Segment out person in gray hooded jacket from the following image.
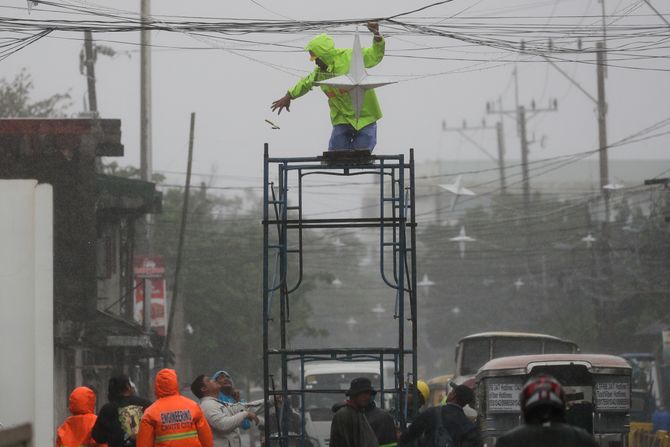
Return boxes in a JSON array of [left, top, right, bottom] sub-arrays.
[[191, 374, 262, 447]]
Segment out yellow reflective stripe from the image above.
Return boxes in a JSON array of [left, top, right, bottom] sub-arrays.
[[380, 443, 397, 447], [155, 430, 198, 442]]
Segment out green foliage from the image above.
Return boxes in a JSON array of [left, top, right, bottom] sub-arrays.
[[150, 185, 322, 386], [0, 69, 71, 117], [419, 190, 669, 371]]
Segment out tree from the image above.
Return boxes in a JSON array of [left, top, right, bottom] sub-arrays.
[[150, 184, 325, 387], [0, 69, 71, 117], [418, 189, 669, 375]]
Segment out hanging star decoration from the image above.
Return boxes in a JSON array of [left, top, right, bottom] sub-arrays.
[[514, 278, 525, 291], [316, 30, 395, 122], [581, 233, 597, 248], [439, 175, 476, 211], [449, 225, 476, 259]]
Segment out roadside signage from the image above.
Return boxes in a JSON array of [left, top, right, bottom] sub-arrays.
[[595, 378, 630, 411], [106, 335, 153, 348], [133, 256, 168, 336], [487, 382, 522, 413]]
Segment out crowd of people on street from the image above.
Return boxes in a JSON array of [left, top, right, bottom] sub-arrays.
[[56, 366, 601, 447]]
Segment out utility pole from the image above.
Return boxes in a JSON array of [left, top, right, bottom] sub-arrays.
[[495, 121, 507, 193], [596, 41, 609, 190], [140, 0, 152, 183], [442, 118, 507, 193], [518, 106, 530, 210], [83, 31, 98, 115], [140, 0, 154, 392], [164, 112, 196, 356], [487, 100, 558, 211]]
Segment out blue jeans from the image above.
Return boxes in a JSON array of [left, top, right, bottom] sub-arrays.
[[328, 122, 377, 151]]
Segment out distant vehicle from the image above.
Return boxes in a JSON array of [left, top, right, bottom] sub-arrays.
[[620, 353, 662, 422], [302, 360, 395, 447], [453, 332, 580, 386], [475, 353, 631, 447], [426, 374, 454, 407]]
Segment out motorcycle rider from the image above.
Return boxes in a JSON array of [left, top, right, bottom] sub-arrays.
[[496, 375, 598, 447]]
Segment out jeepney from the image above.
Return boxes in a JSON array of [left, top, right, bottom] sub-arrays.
[[454, 332, 579, 386], [475, 354, 632, 447]]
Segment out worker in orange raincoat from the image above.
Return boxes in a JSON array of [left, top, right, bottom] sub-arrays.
[[136, 369, 213, 447], [56, 386, 106, 447]]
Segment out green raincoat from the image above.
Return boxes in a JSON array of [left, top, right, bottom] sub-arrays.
[[288, 33, 385, 131]]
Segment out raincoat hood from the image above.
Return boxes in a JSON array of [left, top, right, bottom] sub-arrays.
[[289, 31, 385, 130], [154, 368, 180, 398], [305, 33, 337, 70], [68, 386, 96, 415]]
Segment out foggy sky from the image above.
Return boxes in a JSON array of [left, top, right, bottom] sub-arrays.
[[3, 0, 669, 191]]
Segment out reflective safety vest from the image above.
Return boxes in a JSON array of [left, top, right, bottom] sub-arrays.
[[136, 369, 212, 447]]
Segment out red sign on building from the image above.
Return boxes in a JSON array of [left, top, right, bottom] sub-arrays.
[[134, 256, 167, 336]]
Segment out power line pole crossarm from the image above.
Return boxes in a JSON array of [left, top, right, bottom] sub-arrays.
[[442, 119, 507, 192], [487, 100, 558, 204]]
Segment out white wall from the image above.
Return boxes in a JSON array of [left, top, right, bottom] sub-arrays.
[[0, 180, 53, 446]]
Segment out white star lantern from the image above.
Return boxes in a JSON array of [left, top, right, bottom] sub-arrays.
[[449, 226, 476, 259], [316, 31, 395, 122]]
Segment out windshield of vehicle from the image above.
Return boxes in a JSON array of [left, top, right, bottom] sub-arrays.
[[460, 337, 576, 375], [461, 338, 490, 375], [544, 339, 578, 354], [493, 338, 543, 358]]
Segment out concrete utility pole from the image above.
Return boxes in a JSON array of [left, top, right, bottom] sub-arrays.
[[442, 119, 507, 193], [518, 106, 530, 210], [487, 101, 558, 210], [140, 0, 152, 183], [83, 31, 98, 114], [596, 41, 609, 190], [495, 121, 507, 193], [140, 0, 154, 394]]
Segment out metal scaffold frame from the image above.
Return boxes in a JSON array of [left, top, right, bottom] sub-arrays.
[[262, 144, 418, 447]]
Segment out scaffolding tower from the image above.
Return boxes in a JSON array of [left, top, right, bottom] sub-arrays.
[[262, 144, 418, 447]]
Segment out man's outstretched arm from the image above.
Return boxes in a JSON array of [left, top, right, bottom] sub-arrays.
[[271, 70, 318, 114]]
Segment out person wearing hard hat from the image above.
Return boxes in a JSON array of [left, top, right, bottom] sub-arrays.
[[406, 380, 430, 420], [271, 22, 385, 151], [416, 380, 430, 410]]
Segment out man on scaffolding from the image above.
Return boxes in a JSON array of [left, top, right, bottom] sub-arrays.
[[271, 22, 384, 151]]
